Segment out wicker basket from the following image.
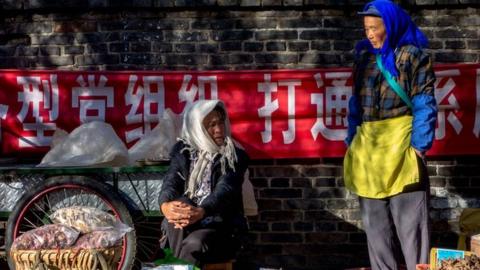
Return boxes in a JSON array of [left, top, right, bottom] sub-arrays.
[[10, 246, 122, 270]]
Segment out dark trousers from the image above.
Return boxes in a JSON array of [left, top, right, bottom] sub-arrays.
[[359, 157, 430, 270], [162, 219, 239, 266]]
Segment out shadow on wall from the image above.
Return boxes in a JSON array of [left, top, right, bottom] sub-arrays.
[[239, 158, 370, 270]]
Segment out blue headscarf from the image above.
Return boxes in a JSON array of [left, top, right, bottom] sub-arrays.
[[355, 0, 429, 77]]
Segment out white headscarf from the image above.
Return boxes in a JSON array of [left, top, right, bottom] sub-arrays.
[[180, 99, 237, 199]]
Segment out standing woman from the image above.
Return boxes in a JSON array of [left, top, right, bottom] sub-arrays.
[[343, 1, 437, 270]]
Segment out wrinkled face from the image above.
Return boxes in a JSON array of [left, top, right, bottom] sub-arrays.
[[203, 110, 226, 146], [364, 16, 387, 49]]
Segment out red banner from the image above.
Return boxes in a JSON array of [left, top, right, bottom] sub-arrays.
[[0, 64, 479, 159]]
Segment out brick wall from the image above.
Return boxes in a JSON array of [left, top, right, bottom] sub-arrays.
[[1, 1, 479, 269]]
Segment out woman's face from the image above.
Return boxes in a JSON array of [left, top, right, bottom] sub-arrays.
[[203, 110, 226, 146], [363, 16, 387, 49]]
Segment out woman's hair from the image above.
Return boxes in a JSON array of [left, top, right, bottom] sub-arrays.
[[212, 105, 226, 122]]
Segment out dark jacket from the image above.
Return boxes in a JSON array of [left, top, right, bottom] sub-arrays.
[[158, 140, 249, 231]]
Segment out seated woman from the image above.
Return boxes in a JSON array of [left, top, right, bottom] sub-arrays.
[[158, 99, 249, 267]]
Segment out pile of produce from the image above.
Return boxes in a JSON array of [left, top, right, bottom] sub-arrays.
[[438, 254, 480, 270]]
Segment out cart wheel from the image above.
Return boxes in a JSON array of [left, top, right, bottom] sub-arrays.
[[5, 175, 136, 270]]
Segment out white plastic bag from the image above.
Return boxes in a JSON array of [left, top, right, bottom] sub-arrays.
[[37, 121, 129, 167], [50, 206, 132, 234], [128, 109, 182, 165]]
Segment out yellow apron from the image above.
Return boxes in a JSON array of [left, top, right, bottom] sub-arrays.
[[343, 115, 419, 199]]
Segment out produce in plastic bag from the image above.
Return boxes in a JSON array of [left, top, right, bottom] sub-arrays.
[[11, 224, 79, 250], [73, 228, 129, 249], [50, 206, 130, 234]]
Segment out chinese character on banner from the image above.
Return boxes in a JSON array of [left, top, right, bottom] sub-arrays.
[[434, 69, 462, 140], [125, 75, 165, 143], [72, 75, 114, 123], [16, 75, 59, 147], [257, 74, 301, 144], [178, 75, 218, 112], [474, 69, 480, 138], [311, 72, 351, 141]]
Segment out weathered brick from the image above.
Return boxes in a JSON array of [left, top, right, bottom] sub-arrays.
[[288, 42, 309, 52], [291, 177, 312, 187], [260, 188, 302, 198], [262, 0, 282, 6], [314, 178, 336, 187], [165, 55, 208, 65], [306, 232, 348, 243], [255, 53, 298, 64], [244, 42, 264, 52], [131, 42, 151, 52], [279, 19, 323, 28], [240, 0, 261, 6], [31, 34, 74, 45], [193, 43, 214, 54], [256, 30, 298, 40], [255, 166, 301, 177], [416, 0, 435, 4], [266, 41, 286, 51], [314, 221, 337, 232], [302, 166, 341, 177], [249, 221, 269, 231], [300, 29, 344, 40], [305, 210, 340, 221], [40, 46, 60, 56], [152, 43, 173, 53], [293, 222, 314, 231], [436, 0, 459, 4], [436, 29, 477, 39], [175, 43, 196, 52], [284, 0, 302, 5], [430, 176, 447, 187], [220, 42, 242, 51], [192, 20, 235, 30], [305, 188, 345, 199], [153, 0, 174, 7], [217, 0, 239, 5], [76, 54, 119, 65], [271, 222, 292, 231], [34, 56, 74, 67], [257, 199, 283, 210], [260, 210, 303, 221], [109, 43, 129, 53], [54, 22, 96, 33], [284, 199, 325, 210], [122, 32, 163, 42], [88, 0, 108, 7], [86, 44, 108, 54], [16, 46, 39, 56], [213, 30, 253, 41], [271, 178, 290, 187], [333, 40, 354, 51], [311, 41, 331, 51], [250, 177, 268, 187], [326, 199, 347, 209], [261, 232, 303, 243], [236, 19, 277, 29]]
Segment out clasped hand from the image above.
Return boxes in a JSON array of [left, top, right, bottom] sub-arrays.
[[161, 201, 205, 229]]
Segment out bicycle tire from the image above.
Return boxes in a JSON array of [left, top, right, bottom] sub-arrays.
[[5, 175, 136, 270]]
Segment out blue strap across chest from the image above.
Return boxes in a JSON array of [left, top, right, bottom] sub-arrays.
[[376, 54, 413, 109]]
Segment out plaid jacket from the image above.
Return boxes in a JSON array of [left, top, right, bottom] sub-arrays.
[[353, 45, 436, 121]]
